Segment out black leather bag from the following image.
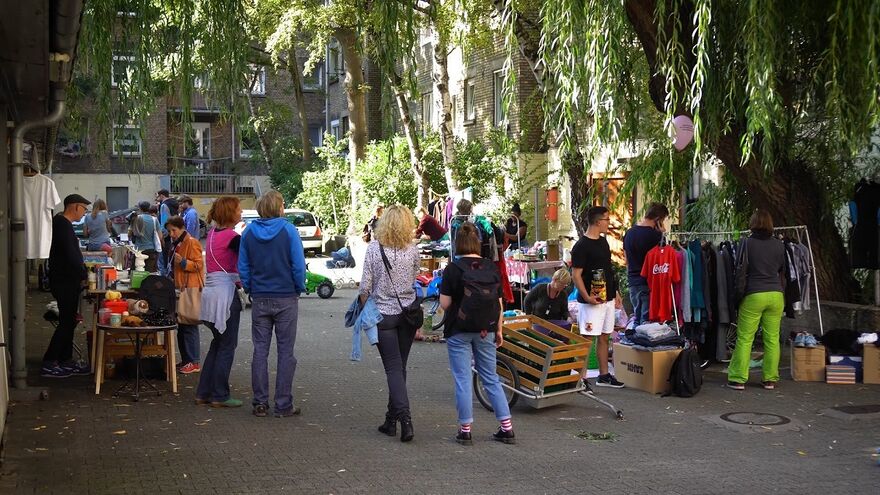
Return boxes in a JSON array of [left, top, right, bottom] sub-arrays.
[[379, 244, 423, 329]]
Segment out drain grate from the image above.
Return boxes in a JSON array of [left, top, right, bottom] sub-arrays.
[[702, 412, 803, 433], [720, 412, 792, 426]]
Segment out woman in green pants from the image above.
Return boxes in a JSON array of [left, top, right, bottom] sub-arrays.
[[728, 210, 786, 391]]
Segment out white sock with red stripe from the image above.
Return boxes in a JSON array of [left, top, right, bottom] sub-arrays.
[[460, 423, 472, 433], [500, 418, 513, 432]]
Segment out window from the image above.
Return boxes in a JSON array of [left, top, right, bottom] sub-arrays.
[[493, 70, 507, 127], [328, 40, 344, 83], [330, 119, 341, 140], [421, 92, 433, 134], [186, 123, 211, 159], [194, 73, 209, 89], [248, 65, 267, 95], [112, 125, 142, 157], [341, 116, 349, 137], [464, 79, 476, 122], [111, 53, 134, 87], [308, 125, 324, 148], [451, 95, 458, 129], [240, 130, 258, 159], [423, 43, 434, 74], [303, 64, 323, 90]]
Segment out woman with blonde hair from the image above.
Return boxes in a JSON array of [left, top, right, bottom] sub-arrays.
[[196, 196, 244, 408], [728, 209, 786, 391], [359, 204, 420, 442], [84, 198, 114, 253], [524, 268, 572, 322]]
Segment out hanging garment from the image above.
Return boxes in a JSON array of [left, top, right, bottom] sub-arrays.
[[688, 240, 705, 312], [715, 245, 731, 324], [701, 243, 716, 324], [794, 243, 812, 310], [640, 245, 681, 322], [672, 248, 685, 326], [23, 173, 62, 259], [496, 255, 514, 304], [680, 247, 692, 323], [848, 179, 880, 269]]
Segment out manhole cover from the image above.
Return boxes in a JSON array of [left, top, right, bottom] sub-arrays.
[[702, 412, 803, 433], [831, 405, 880, 415], [720, 412, 792, 426], [819, 404, 880, 421]]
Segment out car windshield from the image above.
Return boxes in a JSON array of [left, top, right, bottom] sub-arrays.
[[285, 212, 316, 227]]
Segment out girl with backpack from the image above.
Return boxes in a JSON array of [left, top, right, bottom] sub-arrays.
[[440, 222, 516, 446]]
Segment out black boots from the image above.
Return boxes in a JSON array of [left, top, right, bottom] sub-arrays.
[[378, 415, 397, 436], [399, 415, 414, 442]]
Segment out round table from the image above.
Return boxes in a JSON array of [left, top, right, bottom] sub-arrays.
[[95, 323, 177, 401]]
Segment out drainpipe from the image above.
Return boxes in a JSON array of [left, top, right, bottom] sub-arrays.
[[10, 94, 67, 389]]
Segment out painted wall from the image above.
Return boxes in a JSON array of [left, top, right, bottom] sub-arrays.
[[51, 173, 165, 212]]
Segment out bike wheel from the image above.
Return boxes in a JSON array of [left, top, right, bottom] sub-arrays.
[[474, 354, 520, 411], [420, 296, 446, 330]]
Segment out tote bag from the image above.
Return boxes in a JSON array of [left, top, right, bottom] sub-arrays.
[[176, 240, 204, 325]]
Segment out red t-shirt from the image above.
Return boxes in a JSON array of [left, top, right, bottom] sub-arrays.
[[640, 245, 681, 322]]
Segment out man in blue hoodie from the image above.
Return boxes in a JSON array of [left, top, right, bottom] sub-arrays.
[[238, 190, 306, 418]]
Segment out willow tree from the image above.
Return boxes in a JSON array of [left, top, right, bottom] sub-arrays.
[[505, 0, 880, 301]]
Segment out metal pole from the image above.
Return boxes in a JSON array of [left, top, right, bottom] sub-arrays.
[[875, 270, 879, 307], [802, 226, 824, 335], [11, 100, 67, 389]]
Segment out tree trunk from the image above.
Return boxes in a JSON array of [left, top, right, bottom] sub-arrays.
[[246, 68, 273, 169], [624, 0, 859, 300], [287, 48, 313, 162], [336, 28, 367, 234], [388, 70, 429, 209], [432, 32, 457, 192], [563, 146, 589, 236]]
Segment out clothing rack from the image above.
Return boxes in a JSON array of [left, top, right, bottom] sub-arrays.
[[669, 225, 824, 335]]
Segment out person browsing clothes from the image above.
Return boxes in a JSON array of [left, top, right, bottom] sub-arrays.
[[623, 202, 669, 327]]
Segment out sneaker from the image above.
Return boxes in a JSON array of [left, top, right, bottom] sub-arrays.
[[793, 333, 806, 347], [803, 334, 818, 348], [596, 374, 625, 388], [492, 428, 516, 445], [455, 430, 473, 446], [60, 362, 91, 375], [275, 407, 302, 418], [762, 381, 776, 390], [179, 362, 200, 374], [41, 364, 71, 378], [211, 399, 243, 408], [194, 398, 210, 406], [253, 404, 269, 417], [727, 381, 745, 390]]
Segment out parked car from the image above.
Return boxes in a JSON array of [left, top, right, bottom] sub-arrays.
[[235, 208, 324, 256]]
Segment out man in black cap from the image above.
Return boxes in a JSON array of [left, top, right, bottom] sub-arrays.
[[42, 194, 91, 378]]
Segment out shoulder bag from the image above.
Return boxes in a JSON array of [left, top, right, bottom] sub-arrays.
[[208, 229, 248, 308], [378, 244, 423, 329], [177, 239, 204, 325]]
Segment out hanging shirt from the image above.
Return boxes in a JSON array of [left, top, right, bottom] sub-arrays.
[[640, 245, 681, 322], [23, 173, 62, 259]]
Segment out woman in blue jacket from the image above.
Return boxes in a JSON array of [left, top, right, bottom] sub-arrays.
[[238, 190, 306, 418]]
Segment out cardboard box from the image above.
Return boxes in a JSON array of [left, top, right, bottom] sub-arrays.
[[612, 343, 681, 394], [791, 345, 826, 382], [863, 345, 880, 384], [829, 355, 863, 383], [826, 365, 856, 384]]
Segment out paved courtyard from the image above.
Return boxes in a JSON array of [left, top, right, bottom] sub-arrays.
[[1, 289, 878, 494]]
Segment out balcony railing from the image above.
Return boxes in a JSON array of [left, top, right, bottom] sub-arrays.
[[171, 174, 255, 195]]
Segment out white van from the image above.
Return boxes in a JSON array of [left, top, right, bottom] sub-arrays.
[[235, 208, 324, 255]]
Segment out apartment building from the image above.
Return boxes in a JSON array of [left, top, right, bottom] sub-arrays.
[[51, 55, 325, 216]]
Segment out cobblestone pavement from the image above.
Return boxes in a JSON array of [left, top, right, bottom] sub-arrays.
[[2, 289, 879, 494]]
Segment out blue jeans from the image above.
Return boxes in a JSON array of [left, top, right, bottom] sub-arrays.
[[251, 296, 299, 414], [196, 297, 242, 402], [177, 324, 201, 365], [447, 332, 511, 425], [628, 278, 650, 326]]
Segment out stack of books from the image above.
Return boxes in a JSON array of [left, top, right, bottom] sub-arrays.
[[826, 365, 856, 384]]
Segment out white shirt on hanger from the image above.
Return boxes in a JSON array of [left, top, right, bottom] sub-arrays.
[[23, 173, 62, 259]]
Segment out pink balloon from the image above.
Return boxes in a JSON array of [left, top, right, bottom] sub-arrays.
[[672, 115, 694, 151]]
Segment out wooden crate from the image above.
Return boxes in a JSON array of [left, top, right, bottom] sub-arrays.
[[499, 315, 592, 394]]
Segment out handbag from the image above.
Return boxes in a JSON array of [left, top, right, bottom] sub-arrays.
[[208, 229, 248, 308], [176, 240, 204, 325], [378, 244, 423, 329], [733, 238, 749, 308]]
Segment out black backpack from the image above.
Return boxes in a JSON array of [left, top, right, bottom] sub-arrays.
[[138, 275, 177, 316], [453, 258, 501, 333], [163, 198, 180, 217], [665, 347, 703, 397]]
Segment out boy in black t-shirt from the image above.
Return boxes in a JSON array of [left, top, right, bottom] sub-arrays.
[[571, 206, 624, 389], [622, 202, 668, 326]]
